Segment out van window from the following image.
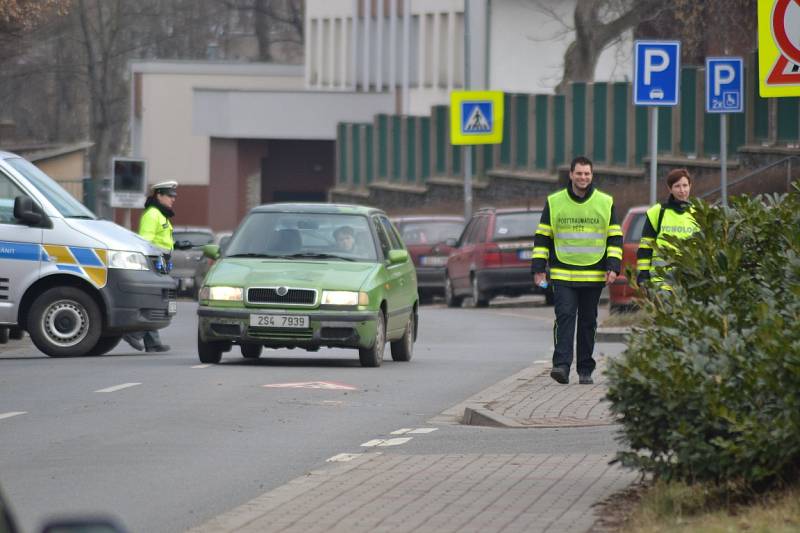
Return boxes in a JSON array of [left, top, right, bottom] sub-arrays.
[[0, 173, 27, 225], [5, 157, 95, 219]]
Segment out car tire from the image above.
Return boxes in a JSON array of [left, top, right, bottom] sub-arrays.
[[0, 327, 8, 344], [444, 276, 463, 308], [241, 343, 262, 359], [359, 310, 385, 367], [86, 335, 122, 356], [471, 275, 489, 308], [544, 286, 555, 306], [8, 327, 24, 340], [197, 330, 225, 364], [28, 286, 103, 357], [390, 311, 415, 362]]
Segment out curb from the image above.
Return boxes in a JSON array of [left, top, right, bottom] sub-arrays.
[[595, 327, 631, 343]]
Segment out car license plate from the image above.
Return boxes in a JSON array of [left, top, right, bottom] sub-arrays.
[[420, 255, 447, 267], [518, 249, 533, 260], [167, 301, 177, 315], [250, 314, 309, 328]]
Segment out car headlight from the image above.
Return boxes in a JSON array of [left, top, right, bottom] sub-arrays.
[[321, 290, 369, 306], [107, 250, 150, 271], [200, 286, 243, 301]]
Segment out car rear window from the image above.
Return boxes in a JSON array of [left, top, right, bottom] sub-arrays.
[[398, 221, 464, 245], [173, 231, 214, 246], [493, 212, 542, 241], [624, 213, 647, 243]]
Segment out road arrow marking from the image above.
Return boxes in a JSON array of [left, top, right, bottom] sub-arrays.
[[0, 412, 26, 420]]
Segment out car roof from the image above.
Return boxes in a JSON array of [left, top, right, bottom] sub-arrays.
[[250, 202, 384, 216], [625, 205, 650, 215], [391, 215, 464, 223], [476, 206, 544, 214]]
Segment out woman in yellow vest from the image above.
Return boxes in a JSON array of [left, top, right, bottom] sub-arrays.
[[123, 181, 180, 352], [636, 168, 698, 287]]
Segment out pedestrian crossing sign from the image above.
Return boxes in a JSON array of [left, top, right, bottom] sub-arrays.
[[450, 90, 504, 145]]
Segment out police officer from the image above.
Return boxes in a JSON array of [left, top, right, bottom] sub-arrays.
[[123, 180, 185, 352], [637, 168, 697, 288], [532, 156, 623, 385]]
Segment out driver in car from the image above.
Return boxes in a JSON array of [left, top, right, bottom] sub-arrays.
[[333, 225, 356, 253]]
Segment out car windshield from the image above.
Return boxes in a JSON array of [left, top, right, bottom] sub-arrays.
[[397, 221, 464, 245], [5, 157, 96, 219], [225, 211, 377, 262], [174, 231, 213, 246], [493, 212, 541, 240], [624, 213, 647, 243]]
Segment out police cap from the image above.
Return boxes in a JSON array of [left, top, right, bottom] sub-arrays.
[[152, 180, 178, 197]]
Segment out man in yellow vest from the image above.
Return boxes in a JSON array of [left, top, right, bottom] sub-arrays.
[[123, 180, 186, 352], [532, 156, 623, 385], [637, 168, 697, 288]]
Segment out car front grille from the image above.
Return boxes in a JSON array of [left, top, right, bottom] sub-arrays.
[[144, 309, 167, 320], [247, 287, 317, 306], [247, 327, 314, 340], [163, 288, 177, 300]]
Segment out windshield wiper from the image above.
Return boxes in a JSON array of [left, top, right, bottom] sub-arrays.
[[227, 253, 291, 259], [66, 215, 95, 219], [286, 252, 356, 262]]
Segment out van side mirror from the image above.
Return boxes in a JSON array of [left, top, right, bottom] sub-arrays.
[[13, 196, 48, 227], [202, 244, 220, 260]]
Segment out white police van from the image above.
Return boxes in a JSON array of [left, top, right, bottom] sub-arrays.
[[0, 151, 177, 357]]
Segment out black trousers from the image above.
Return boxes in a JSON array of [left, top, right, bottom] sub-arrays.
[[552, 283, 603, 375]]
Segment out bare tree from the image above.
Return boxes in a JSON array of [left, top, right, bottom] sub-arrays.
[[218, 0, 303, 62]]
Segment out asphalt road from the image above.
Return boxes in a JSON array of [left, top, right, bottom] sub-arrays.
[[0, 297, 617, 533]]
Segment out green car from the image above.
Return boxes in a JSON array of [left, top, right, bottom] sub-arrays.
[[196, 203, 418, 366]]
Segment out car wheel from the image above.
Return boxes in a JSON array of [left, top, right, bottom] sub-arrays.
[[8, 327, 24, 340], [85, 335, 122, 356], [241, 343, 263, 359], [390, 311, 415, 362], [197, 329, 225, 364], [28, 287, 102, 357], [444, 276, 463, 308], [359, 310, 385, 367], [544, 286, 554, 306], [471, 275, 489, 307]]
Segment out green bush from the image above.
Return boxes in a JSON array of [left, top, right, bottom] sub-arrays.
[[606, 186, 800, 488]]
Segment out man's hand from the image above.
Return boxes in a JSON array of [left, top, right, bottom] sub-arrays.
[[534, 272, 547, 287], [605, 271, 618, 286]]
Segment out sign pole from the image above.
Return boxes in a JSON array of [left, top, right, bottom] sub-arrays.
[[720, 113, 728, 207], [463, 0, 472, 220], [649, 107, 658, 205]]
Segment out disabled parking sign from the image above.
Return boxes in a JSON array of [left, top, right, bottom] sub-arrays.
[[450, 91, 504, 145], [706, 57, 744, 113]]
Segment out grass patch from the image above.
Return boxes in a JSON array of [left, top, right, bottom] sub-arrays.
[[617, 481, 800, 532], [600, 309, 647, 328]]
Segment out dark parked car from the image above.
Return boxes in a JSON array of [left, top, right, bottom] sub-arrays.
[[609, 205, 648, 312], [392, 216, 465, 303], [445, 207, 551, 307], [171, 226, 214, 297]]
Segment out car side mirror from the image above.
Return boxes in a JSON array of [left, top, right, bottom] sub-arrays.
[[444, 238, 458, 247], [13, 196, 48, 227], [202, 244, 220, 260], [387, 249, 409, 264]]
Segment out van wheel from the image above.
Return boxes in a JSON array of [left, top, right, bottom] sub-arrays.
[[471, 275, 489, 307], [0, 327, 8, 344], [86, 336, 122, 356], [390, 311, 415, 362], [197, 329, 224, 364], [241, 343, 262, 359], [28, 287, 102, 357], [359, 311, 385, 367], [444, 276, 463, 308]]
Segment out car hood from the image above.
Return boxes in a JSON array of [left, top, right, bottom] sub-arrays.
[[206, 258, 382, 291], [63, 218, 162, 255]]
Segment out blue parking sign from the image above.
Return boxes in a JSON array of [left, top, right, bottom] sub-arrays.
[[706, 57, 743, 113], [634, 40, 681, 106]]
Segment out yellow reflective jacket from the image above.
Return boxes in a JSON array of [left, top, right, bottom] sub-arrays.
[[139, 206, 173, 252]]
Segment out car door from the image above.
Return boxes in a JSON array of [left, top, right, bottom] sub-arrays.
[[372, 215, 405, 335], [0, 171, 43, 325], [379, 216, 415, 334], [449, 216, 481, 293]]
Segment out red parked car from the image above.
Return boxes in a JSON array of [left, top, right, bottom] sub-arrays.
[[444, 207, 551, 307], [609, 205, 649, 312], [392, 215, 465, 303]]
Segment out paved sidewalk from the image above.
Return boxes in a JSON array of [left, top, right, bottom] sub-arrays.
[[189, 351, 636, 533]]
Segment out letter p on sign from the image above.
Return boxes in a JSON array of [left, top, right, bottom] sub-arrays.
[[644, 49, 670, 85]]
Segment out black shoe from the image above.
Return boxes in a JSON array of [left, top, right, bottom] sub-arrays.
[[579, 374, 594, 385], [145, 344, 170, 353], [550, 367, 569, 384], [123, 334, 144, 351]]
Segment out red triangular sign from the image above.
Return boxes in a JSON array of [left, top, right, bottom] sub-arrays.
[[767, 55, 800, 84]]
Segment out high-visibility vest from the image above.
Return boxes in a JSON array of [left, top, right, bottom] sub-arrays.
[[548, 189, 613, 267], [139, 206, 174, 252], [645, 203, 697, 269]]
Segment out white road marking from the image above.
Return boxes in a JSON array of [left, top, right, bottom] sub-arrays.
[[390, 428, 413, 435], [95, 383, 142, 393], [534, 360, 548, 364], [408, 428, 438, 434], [326, 453, 361, 463], [192, 364, 210, 369], [360, 439, 385, 447], [379, 437, 412, 446], [0, 412, 26, 420]]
